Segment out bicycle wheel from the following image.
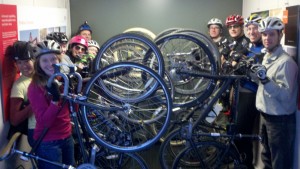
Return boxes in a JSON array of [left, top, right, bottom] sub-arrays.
[[172, 141, 242, 169], [82, 62, 172, 152], [159, 125, 213, 169], [174, 29, 221, 69], [155, 33, 218, 107], [94, 33, 165, 76], [95, 151, 148, 169]]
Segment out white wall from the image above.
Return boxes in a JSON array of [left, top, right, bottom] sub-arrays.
[[0, 1, 70, 168], [243, 1, 300, 169]]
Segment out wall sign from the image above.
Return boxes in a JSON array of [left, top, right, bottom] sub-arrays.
[[0, 4, 19, 122]]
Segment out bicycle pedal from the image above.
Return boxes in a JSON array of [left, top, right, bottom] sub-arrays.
[[20, 155, 29, 161]]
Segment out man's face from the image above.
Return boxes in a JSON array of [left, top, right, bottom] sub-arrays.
[[208, 25, 221, 38], [80, 30, 92, 40], [246, 24, 261, 43], [228, 24, 243, 39], [261, 30, 281, 52]]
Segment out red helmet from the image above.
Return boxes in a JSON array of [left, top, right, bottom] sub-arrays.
[[69, 35, 88, 49], [225, 14, 244, 26]]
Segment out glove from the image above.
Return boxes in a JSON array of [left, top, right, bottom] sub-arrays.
[[46, 82, 60, 101], [250, 64, 270, 84], [231, 52, 244, 62], [221, 47, 230, 60]]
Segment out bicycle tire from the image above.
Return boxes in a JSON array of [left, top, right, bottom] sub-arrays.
[[155, 33, 218, 107], [94, 32, 165, 76], [159, 125, 213, 169], [82, 62, 172, 152], [172, 141, 242, 169], [174, 29, 221, 69], [95, 151, 148, 169]]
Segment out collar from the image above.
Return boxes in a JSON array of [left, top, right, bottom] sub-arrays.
[[263, 45, 284, 64]]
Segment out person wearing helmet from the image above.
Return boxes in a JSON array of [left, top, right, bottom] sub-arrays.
[[77, 21, 92, 40], [46, 33, 75, 74], [224, 14, 250, 55], [28, 40, 74, 169], [251, 16, 298, 169], [87, 39, 100, 57], [67, 35, 88, 63], [234, 14, 264, 169], [46, 32, 69, 54], [74, 39, 100, 78], [6, 41, 36, 148], [207, 18, 228, 50]]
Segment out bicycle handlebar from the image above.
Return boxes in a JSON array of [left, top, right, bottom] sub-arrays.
[[47, 64, 83, 96]]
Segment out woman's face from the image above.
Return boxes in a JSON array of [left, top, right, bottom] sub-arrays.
[[16, 59, 34, 77], [60, 43, 68, 54], [39, 53, 59, 76], [71, 44, 86, 59]]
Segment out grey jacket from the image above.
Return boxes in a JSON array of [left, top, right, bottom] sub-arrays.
[[256, 45, 298, 116]]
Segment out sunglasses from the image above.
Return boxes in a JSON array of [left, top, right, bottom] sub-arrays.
[[74, 45, 86, 52], [228, 25, 240, 29]]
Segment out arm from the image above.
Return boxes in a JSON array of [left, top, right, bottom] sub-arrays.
[[28, 84, 61, 128], [9, 98, 32, 126], [264, 60, 298, 101]]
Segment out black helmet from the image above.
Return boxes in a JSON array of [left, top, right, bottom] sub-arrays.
[[78, 21, 92, 34], [12, 41, 34, 61], [46, 32, 68, 44]]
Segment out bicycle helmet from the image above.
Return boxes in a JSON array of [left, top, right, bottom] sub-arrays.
[[258, 17, 284, 33], [69, 35, 88, 49], [207, 18, 223, 28], [12, 41, 34, 60], [88, 40, 100, 50], [46, 32, 68, 44], [32, 40, 61, 58], [225, 14, 244, 26], [245, 14, 262, 27], [78, 21, 92, 34]]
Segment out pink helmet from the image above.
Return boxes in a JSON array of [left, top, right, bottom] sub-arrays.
[[225, 14, 244, 26], [69, 35, 88, 49]]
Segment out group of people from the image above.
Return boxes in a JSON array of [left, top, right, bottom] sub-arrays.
[[207, 14, 298, 169], [7, 21, 100, 169], [5, 14, 298, 169]]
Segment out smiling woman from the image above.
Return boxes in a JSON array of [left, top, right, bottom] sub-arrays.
[[28, 40, 74, 169]]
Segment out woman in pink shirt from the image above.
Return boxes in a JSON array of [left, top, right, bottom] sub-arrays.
[[27, 40, 74, 169]]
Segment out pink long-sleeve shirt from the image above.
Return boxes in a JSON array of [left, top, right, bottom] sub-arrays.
[[27, 82, 71, 141]]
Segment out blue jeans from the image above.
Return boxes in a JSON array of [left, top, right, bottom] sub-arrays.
[[27, 129, 35, 147], [260, 113, 295, 169], [35, 136, 75, 169]]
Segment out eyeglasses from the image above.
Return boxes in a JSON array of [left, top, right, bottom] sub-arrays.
[[228, 25, 240, 29], [74, 45, 86, 52], [209, 27, 220, 30]]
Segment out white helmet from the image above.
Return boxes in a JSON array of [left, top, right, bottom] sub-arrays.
[[258, 17, 284, 33], [207, 18, 223, 28], [32, 40, 61, 58], [88, 40, 100, 50]]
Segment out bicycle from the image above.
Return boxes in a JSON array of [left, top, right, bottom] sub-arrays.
[[159, 57, 262, 169], [1, 61, 173, 168]]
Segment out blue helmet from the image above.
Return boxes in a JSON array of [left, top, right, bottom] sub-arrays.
[[78, 21, 92, 34]]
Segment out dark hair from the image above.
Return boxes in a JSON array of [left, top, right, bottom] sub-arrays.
[[10, 41, 34, 61]]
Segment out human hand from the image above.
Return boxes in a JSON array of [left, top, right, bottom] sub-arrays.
[[221, 47, 230, 60], [231, 52, 244, 62], [46, 82, 60, 101], [250, 64, 269, 84]]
